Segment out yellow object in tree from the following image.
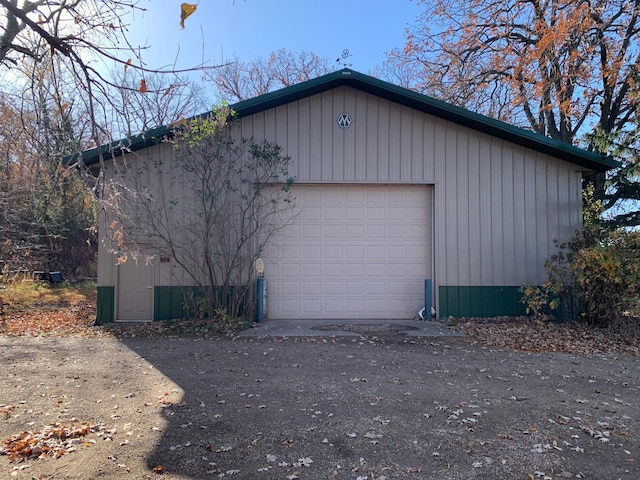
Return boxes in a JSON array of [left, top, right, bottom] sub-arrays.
[[180, 3, 197, 29]]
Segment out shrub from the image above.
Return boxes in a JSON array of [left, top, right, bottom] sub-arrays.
[[571, 231, 640, 329], [521, 230, 640, 333]]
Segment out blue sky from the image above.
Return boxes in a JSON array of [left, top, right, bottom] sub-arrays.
[[127, 0, 423, 74]]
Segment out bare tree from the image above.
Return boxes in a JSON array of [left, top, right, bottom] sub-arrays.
[[211, 49, 333, 102], [102, 107, 296, 320], [0, 70, 96, 277], [1, 0, 216, 146], [0, 1, 216, 278], [106, 69, 211, 138]]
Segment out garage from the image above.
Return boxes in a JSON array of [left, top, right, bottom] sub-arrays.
[[91, 69, 617, 323], [264, 184, 433, 319]]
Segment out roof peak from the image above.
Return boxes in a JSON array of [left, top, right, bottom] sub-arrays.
[[72, 68, 618, 173]]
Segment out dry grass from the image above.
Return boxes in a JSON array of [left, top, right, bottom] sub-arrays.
[[0, 280, 96, 315], [0, 280, 243, 338]]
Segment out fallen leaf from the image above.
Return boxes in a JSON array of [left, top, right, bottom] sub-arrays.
[[180, 3, 197, 29], [1, 422, 102, 462]]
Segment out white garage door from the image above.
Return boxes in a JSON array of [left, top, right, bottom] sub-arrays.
[[264, 184, 432, 319]]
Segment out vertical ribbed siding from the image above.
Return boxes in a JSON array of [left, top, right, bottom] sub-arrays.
[[232, 85, 583, 298], [95, 82, 588, 320]]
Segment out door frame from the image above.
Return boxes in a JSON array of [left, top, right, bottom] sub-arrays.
[[115, 250, 155, 322]]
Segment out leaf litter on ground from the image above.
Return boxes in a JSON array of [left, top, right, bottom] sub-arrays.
[[2, 298, 639, 356], [451, 317, 640, 357], [0, 422, 107, 462]]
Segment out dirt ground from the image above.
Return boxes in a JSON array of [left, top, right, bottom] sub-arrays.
[[1, 327, 639, 480]]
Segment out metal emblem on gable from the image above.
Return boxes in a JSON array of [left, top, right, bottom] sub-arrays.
[[337, 113, 352, 128]]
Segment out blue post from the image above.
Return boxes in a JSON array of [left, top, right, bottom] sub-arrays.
[[256, 277, 265, 323], [424, 278, 433, 321]]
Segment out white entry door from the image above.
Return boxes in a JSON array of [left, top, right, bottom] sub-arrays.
[[264, 184, 433, 319], [116, 256, 154, 321]]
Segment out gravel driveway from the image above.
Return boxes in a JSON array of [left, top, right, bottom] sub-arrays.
[[1, 324, 639, 479]]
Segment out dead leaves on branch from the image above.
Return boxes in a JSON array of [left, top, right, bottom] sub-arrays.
[[452, 318, 640, 356]]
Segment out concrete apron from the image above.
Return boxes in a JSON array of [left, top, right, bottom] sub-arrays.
[[238, 318, 464, 338]]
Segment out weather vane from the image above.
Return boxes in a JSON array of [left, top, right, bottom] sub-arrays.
[[336, 49, 353, 68]]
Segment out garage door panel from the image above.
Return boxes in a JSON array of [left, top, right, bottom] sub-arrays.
[[281, 282, 300, 295], [346, 225, 364, 237], [282, 299, 301, 312], [304, 206, 322, 220], [347, 299, 365, 312], [346, 190, 365, 202], [303, 282, 321, 294], [366, 246, 385, 258], [388, 246, 407, 258], [303, 263, 322, 275], [324, 282, 343, 295], [388, 226, 408, 238], [366, 225, 386, 237], [407, 225, 427, 238], [345, 263, 364, 276], [282, 224, 301, 237], [407, 206, 426, 220], [324, 263, 343, 275], [346, 282, 365, 294], [280, 245, 302, 258], [302, 299, 321, 312], [366, 190, 386, 202], [366, 209, 386, 221], [388, 207, 407, 220], [387, 281, 407, 294], [346, 245, 364, 258], [265, 184, 432, 319], [323, 245, 343, 258], [324, 224, 343, 237], [324, 299, 343, 312], [303, 246, 322, 258], [303, 224, 322, 237], [388, 263, 409, 276], [367, 281, 386, 295], [369, 299, 387, 311], [346, 207, 364, 220], [407, 263, 429, 276], [281, 263, 300, 277], [406, 245, 429, 258], [389, 299, 409, 312]]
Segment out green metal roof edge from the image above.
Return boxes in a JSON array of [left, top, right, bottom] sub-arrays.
[[66, 123, 171, 166], [74, 68, 620, 172]]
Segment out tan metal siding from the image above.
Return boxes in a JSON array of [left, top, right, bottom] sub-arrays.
[[98, 85, 584, 316], [365, 95, 379, 182], [354, 90, 368, 180]]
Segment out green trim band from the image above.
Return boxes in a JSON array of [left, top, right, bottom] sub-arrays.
[[439, 286, 527, 318], [100, 284, 525, 322], [154, 285, 251, 321], [96, 286, 115, 324], [154, 286, 202, 321]]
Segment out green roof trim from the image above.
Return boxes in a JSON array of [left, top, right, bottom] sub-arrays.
[[74, 69, 620, 172]]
